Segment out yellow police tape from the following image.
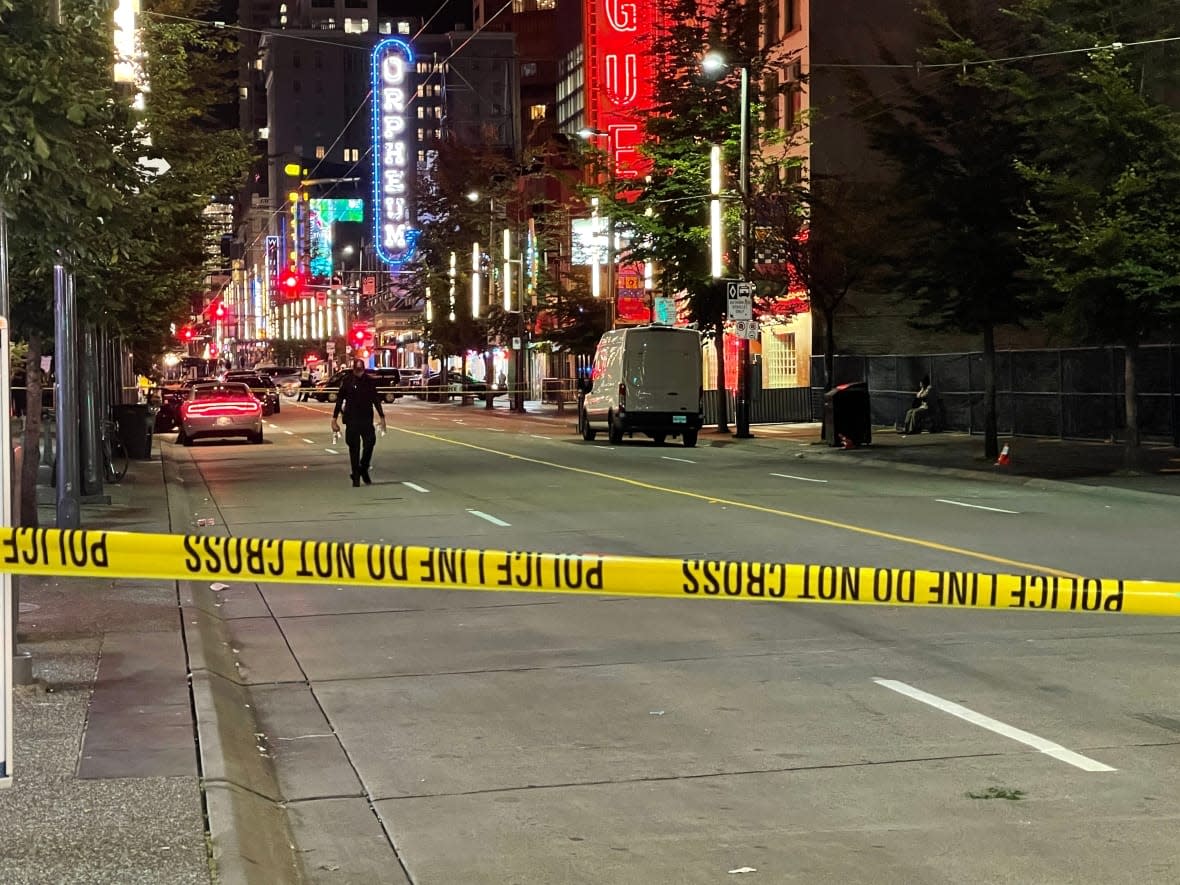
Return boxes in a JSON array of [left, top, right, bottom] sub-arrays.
[[2, 526, 1178, 616]]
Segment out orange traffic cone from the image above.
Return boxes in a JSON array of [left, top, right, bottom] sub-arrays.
[[995, 444, 1011, 467]]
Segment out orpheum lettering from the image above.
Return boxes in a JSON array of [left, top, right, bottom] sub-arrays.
[[371, 37, 418, 267]]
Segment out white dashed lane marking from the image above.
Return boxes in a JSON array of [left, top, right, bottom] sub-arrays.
[[936, 499, 1019, 515], [402, 482, 429, 493], [467, 509, 510, 527], [770, 472, 828, 484]]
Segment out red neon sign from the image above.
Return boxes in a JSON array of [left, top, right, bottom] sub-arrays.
[[584, 0, 659, 190]]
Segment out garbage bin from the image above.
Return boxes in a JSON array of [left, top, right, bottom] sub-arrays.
[[822, 381, 872, 447], [112, 403, 153, 460]]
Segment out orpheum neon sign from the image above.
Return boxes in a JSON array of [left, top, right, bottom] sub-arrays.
[[372, 38, 419, 267], [584, 0, 659, 189]]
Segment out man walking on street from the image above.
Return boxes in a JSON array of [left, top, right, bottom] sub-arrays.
[[330, 359, 387, 486]]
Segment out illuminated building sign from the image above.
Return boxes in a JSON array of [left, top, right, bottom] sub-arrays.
[[308, 198, 364, 279], [371, 38, 418, 267], [265, 236, 280, 299], [584, 0, 660, 189]]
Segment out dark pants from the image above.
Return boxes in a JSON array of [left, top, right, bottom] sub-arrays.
[[345, 423, 377, 477]]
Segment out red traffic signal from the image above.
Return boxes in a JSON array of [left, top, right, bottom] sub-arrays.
[[350, 326, 366, 346], [213, 301, 227, 320], [280, 268, 303, 299], [179, 326, 195, 342]]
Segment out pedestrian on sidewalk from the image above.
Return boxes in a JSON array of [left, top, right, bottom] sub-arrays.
[[902, 375, 934, 435], [330, 359, 387, 486]]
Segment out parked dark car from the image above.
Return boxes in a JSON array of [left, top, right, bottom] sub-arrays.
[[223, 372, 281, 416], [313, 369, 350, 403], [372, 367, 406, 403], [153, 379, 201, 432], [418, 371, 503, 401], [252, 364, 302, 396]]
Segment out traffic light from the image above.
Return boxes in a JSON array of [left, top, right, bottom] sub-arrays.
[[213, 301, 227, 320], [179, 326, 195, 342], [280, 268, 303, 299], [351, 325, 366, 347]]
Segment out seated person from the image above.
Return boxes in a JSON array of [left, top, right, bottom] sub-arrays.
[[902, 376, 936, 434]]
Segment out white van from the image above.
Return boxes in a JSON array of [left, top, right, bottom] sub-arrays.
[[578, 325, 704, 447]]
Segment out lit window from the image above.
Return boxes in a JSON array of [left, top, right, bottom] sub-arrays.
[[239, 86, 248, 100], [522, 62, 537, 77], [398, 21, 410, 34], [380, 21, 391, 34], [530, 104, 546, 120], [258, 127, 269, 139], [254, 59, 263, 71], [315, 146, 326, 159]]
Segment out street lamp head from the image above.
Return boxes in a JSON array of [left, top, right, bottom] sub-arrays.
[[578, 127, 607, 140], [701, 52, 728, 76], [341, 245, 355, 256], [466, 190, 480, 202]]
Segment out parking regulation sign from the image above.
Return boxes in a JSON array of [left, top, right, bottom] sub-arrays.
[[726, 280, 754, 321]]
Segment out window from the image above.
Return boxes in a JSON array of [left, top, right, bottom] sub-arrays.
[[346, 0, 368, 6], [344, 148, 360, 162], [762, 71, 779, 129], [311, 0, 333, 6], [239, 86, 249, 100], [258, 126, 269, 140], [764, 0, 779, 44], [766, 331, 798, 386], [380, 21, 391, 34], [315, 145, 326, 159], [785, 0, 798, 32], [292, 53, 301, 69], [522, 62, 537, 77], [254, 58, 263, 71], [530, 104, 547, 121]]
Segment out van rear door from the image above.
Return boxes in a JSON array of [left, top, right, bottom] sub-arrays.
[[624, 328, 701, 414]]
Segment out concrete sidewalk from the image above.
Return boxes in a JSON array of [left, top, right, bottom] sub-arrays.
[[0, 457, 207, 885]]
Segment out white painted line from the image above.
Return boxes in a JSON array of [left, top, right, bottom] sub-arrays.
[[487, 427, 506, 432], [661, 456, 696, 464], [402, 482, 429, 493], [467, 509, 510, 527], [325, 448, 339, 455], [268, 423, 279, 429], [873, 678, 1115, 772], [936, 498, 1020, 515], [770, 472, 828, 484], [283, 430, 294, 435], [530, 434, 551, 440], [302, 438, 316, 444]]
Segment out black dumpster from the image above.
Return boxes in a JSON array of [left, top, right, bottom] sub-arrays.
[[822, 381, 872, 447], [112, 403, 154, 460]]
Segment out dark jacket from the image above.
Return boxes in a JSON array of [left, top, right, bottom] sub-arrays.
[[333, 372, 386, 426]]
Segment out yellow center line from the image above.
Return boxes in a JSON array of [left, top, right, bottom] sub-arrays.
[[394, 426, 1078, 578]]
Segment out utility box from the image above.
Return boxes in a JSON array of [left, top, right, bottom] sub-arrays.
[[112, 403, 153, 460], [822, 381, 872, 447]]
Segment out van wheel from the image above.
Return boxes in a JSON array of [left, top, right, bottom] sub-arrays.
[[607, 411, 623, 445], [327, 392, 338, 403], [579, 409, 597, 441], [682, 429, 698, 448], [652, 433, 666, 446]]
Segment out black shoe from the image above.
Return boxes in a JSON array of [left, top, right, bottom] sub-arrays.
[[351, 474, 360, 487], [361, 469, 372, 485]]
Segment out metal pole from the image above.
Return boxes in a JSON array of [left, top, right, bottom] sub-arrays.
[[735, 65, 752, 439], [79, 327, 102, 496], [54, 265, 80, 529]]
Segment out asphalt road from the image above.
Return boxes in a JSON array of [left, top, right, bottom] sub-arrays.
[[167, 397, 1180, 884]]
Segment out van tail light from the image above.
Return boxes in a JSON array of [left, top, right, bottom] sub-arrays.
[[618, 382, 626, 410]]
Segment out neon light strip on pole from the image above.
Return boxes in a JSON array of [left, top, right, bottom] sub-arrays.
[[502, 229, 512, 312], [471, 241, 481, 318], [710, 144, 723, 279]]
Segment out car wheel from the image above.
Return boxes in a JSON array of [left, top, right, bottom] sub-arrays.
[[682, 429, 698, 448], [249, 432, 263, 444], [607, 411, 623, 445], [179, 431, 193, 447], [580, 409, 597, 441], [384, 392, 395, 404], [327, 392, 338, 403], [652, 433, 667, 446]]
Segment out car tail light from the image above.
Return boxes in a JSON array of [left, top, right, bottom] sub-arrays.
[[183, 400, 262, 418]]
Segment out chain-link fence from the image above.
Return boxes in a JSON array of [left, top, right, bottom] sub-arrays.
[[811, 345, 1180, 444]]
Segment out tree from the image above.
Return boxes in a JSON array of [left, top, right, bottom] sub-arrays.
[[1006, 2, 1180, 463], [849, 0, 1040, 459], [750, 174, 893, 394]]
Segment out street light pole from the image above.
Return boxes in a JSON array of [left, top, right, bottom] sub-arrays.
[[735, 64, 753, 439]]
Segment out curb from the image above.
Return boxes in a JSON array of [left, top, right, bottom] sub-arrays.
[[166, 447, 306, 885]]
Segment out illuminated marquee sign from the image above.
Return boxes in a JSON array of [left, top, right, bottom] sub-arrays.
[[371, 38, 418, 267], [265, 236, 280, 299], [584, 0, 660, 189]]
